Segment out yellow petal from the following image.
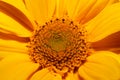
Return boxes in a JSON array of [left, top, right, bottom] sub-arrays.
[[0, 51, 25, 60], [24, 0, 56, 25], [0, 53, 39, 80], [2, 0, 31, 18], [53, 0, 68, 18], [30, 68, 49, 80], [66, 72, 80, 80], [86, 2, 120, 42], [0, 30, 30, 42], [30, 68, 62, 80], [78, 51, 120, 80], [92, 31, 120, 53], [67, 0, 118, 20], [66, 0, 79, 18], [75, 0, 119, 23], [0, 39, 28, 59], [1, 0, 36, 30], [40, 72, 61, 80], [0, 39, 28, 52], [67, 0, 96, 20], [0, 11, 31, 37], [52, 74, 62, 80]]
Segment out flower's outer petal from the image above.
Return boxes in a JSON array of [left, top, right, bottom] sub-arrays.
[[0, 53, 39, 80], [66, 0, 95, 20], [66, 72, 80, 80], [67, 0, 118, 21], [86, 2, 120, 42], [53, 0, 68, 18], [0, 0, 35, 32], [1, 0, 33, 20], [30, 68, 49, 80], [74, 0, 118, 23], [0, 27, 30, 42], [0, 11, 31, 37], [0, 39, 28, 59], [30, 68, 62, 80], [78, 51, 120, 80], [23, 0, 56, 26], [92, 31, 120, 53]]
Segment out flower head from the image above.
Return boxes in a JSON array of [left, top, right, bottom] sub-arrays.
[[0, 0, 120, 80]]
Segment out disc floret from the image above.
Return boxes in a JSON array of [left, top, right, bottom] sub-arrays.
[[29, 18, 90, 73]]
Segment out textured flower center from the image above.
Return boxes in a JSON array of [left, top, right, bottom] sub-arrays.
[[28, 18, 90, 73], [48, 32, 68, 52]]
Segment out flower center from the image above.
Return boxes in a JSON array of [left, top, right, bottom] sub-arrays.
[[28, 18, 90, 73], [48, 32, 68, 52]]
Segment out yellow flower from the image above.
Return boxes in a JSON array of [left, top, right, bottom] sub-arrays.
[[0, 0, 120, 80]]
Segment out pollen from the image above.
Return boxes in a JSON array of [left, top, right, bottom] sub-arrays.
[[28, 18, 90, 73]]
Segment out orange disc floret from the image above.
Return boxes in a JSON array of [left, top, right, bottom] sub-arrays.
[[28, 18, 90, 73]]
